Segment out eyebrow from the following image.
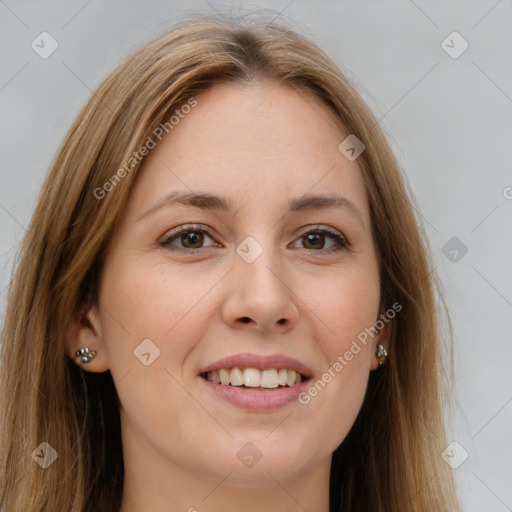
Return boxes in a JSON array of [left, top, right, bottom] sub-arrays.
[[137, 191, 365, 227]]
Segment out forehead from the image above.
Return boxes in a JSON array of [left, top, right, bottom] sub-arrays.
[[128, 81, 370, 224]]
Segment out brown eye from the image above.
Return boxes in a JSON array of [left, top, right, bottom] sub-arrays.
[[160, 225, 217, 252], [292, 226, 349, 253], [302, 232, 325, 250], [179, 231, 204, 249]]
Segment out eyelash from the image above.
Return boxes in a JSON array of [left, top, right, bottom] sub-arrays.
[[159, 223, 350, 254]]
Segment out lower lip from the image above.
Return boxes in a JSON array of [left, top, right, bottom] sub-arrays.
[[199, 376, 311, 410]]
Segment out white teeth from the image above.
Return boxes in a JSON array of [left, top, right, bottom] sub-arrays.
[[261, 369, 279, 388], [204, 367, 306, 387], [230, 367, 243, 386], [219, 368, 230, 385], [243, 368, 261, 387]]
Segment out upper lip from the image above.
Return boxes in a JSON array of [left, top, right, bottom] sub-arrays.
[[198, 353, 313, 378]]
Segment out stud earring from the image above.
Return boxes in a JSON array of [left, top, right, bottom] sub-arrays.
[[377, 344, 388, 366], [74, 347, 97, 364]]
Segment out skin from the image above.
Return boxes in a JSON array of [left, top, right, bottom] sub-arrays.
[[68, 81, 391, 512]]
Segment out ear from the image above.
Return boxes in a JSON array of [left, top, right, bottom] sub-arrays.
[[369, 310, 392, 371], [66, 304, 110, 373]]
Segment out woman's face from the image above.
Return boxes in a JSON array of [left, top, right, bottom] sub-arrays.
[[81, 81, 388, 490]]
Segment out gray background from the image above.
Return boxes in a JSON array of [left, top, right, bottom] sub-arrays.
[[1, 1, 511, 510]]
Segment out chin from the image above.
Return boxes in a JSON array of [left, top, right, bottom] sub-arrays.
[[206, 433, 328, 485]]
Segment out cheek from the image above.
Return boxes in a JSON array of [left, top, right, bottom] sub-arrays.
[[97, 257, 228, 435], [307, 263, 381, 356], [295, 264, 379, 441], [314, 362, 370, 455], [99, 257, 225, 364], [97, 259, 220, 450]]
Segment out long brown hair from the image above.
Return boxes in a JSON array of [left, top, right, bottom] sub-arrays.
[[0, 14, 460, 511]]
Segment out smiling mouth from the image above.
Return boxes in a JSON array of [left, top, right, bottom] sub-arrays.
[[200, 367, 308, 390]]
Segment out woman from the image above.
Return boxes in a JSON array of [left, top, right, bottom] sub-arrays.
[[0, 14, 461, 512]]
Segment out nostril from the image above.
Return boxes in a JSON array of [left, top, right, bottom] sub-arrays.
[[241, 317, 250, 323]]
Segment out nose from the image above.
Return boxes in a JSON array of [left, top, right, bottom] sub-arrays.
[[221, 242, 300, 334]]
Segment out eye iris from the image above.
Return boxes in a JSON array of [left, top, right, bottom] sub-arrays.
[[304, 233, 324, 249], [182, 232, 203, 248]]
